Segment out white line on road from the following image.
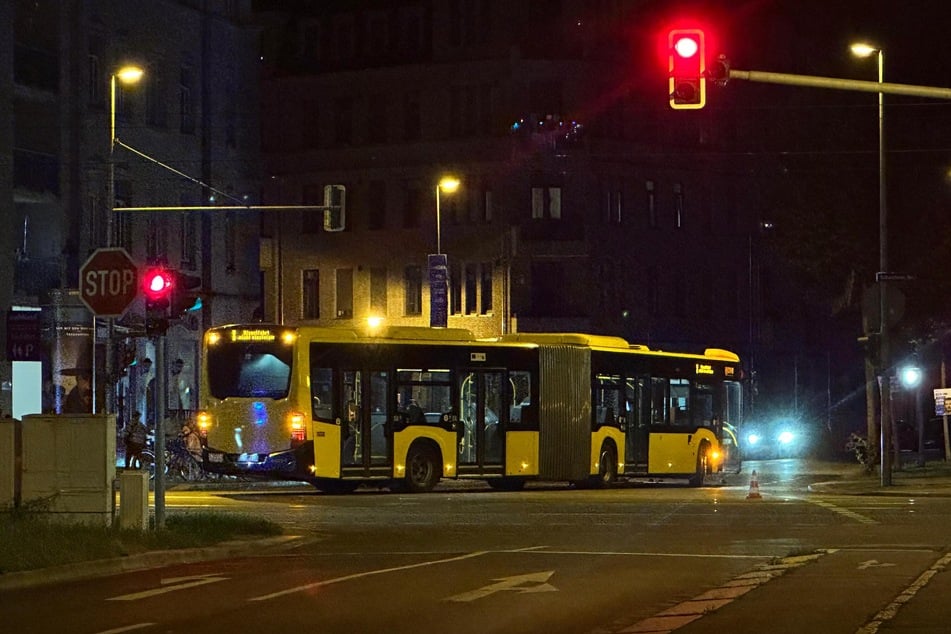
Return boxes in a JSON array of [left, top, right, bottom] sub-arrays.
[[93, 623, 156, 634], [248, 550, 490, 602], [107, 574, 228, 601]]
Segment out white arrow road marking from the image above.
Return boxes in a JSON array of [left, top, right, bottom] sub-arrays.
[[858, 559, 897, 570], [107, 573, 228, 601], [446, 570, 558, 602]]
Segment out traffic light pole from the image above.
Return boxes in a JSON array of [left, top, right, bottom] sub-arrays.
[[723, 68, 951, 100], [718, 67, 951, 486], [153, 335, 167, 529]]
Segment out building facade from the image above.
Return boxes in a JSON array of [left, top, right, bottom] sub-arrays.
[[2, 0, 262, 423], [256, 2, 761, 346]]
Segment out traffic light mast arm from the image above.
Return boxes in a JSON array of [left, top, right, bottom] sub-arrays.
[[724, 67, 951, 100]]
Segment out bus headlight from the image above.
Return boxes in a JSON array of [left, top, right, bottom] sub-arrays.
[[195, 411, 213, 437], [288, 411, 306, 444]]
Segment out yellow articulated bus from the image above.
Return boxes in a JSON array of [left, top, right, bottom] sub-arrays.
[[198, 325, 743, 493]]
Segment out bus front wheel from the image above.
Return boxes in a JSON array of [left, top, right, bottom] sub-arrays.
[[404, 444, 440, 493], [689, 445, 709, 487]]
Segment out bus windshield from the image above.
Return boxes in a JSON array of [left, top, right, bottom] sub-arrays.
[[206, 339, 293, 399]]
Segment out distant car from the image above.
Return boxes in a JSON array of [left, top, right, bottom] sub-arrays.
[[742, 417, 810, 459]]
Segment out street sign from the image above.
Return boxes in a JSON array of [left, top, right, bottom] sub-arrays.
[[6, 309, 42, 361], [79, 247, 139, 317], [428, 254, 448, 328]]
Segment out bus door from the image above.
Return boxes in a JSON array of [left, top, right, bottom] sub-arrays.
[[624, 377, 650, 471], [457, 370, 505, 475], [340, 370, 392, 476]]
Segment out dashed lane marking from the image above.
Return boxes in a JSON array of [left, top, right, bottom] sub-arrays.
[[807, 499, 878, 524]]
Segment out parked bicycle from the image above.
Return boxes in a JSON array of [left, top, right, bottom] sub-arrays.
[[128, 431, 206, 482]]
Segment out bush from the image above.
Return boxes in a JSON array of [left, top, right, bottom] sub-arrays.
[[0, 511, 282, 574], [845, 433, 879, 474]]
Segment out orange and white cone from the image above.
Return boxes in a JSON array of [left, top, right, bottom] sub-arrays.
[[746, 469, 762, 499]]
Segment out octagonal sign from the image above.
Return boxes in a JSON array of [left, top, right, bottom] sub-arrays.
[[79, 248, 139, 317]]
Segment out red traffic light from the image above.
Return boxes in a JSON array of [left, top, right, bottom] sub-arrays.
[[668, 28, 706, 109], [672, 35, 699, 59], [142, 267, 174, 300]]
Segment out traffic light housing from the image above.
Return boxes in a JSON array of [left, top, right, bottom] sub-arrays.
[[668, 29, 706, 109], [323, 184, 346, 232], [142, 266, 174, 336], [170, 271, 202, 318]]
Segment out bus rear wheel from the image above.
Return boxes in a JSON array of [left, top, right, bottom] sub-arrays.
[[404, 444, 440, 493], [589, 444, 618, 488]]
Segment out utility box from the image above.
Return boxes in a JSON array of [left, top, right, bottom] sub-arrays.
[[118, 470, 150, 530], [20, 414, 116, 526]]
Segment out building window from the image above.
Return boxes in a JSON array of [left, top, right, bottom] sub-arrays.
[[179, 66, 195, 134], [403, 92, 421, 141], [302, 99, 320, 148], [336, 268, 353, 318], [302, 183, 323, 234], [334, 97, 353, 145], [607, 187, 622, 224], [367, 94, 387, 144], [303, 269, 320, 319], [469, 184, 492, 223], [531, 186, 562, 219], [674, 183, 684, 228], [403, 184, 422, 228], [480, 263, 493, 314], [145, 71, 166, 128], [450, 262, 462, 314], [674, 268, 687, 316], [370, 267, 387, 315], [647, 266, 659, 316], [465, 264, 477, 314], [368, 180, 386, 230], [180, 212, 197, 268], [646, 180, 657, 228], [225, 211, 236, 273], [146, 218, 158, 262], [404, 265, 422, 315], [334, 16, 355, 61], [87, 52, 102, 105]]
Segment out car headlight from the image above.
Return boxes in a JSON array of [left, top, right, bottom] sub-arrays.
[[747, 433, 761, 445], [777, 430, 795, 444]]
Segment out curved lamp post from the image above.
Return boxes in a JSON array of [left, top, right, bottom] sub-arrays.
[[851, 42, 890, 484], [435, 176, 460, 255], [107, 65, 144, 246]]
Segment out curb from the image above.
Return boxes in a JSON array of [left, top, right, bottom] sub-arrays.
[[0, 535, 306, 591]]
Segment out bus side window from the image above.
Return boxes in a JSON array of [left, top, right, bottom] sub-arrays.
[[311, 366, 334, 422]]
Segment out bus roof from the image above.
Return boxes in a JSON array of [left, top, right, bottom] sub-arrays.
[[209, 324, 739, 362]]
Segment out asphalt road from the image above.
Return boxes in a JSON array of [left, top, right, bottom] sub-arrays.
[[5, 459, 951, 633]]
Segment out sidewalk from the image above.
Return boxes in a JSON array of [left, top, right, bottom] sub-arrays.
[[807, 459, 951, 496]]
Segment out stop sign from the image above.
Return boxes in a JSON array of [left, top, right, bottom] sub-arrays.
[[79, 248, 139, 317]]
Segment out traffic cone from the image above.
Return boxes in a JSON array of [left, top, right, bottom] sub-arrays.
[[746, 469, 762, 499]]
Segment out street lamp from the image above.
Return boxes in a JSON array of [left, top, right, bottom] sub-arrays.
[[851, 42, 890, 484], [435, 176, 460, 255], [107, 65, 144, 247]]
